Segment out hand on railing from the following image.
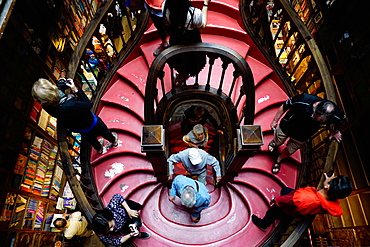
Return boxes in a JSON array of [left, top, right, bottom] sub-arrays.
[[329, 130, 342, 142]]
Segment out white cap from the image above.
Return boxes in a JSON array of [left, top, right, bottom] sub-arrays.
[[188, 148, 202, 165]]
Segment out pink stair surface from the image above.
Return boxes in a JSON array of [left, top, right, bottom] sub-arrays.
[[90, 0, 299, 246]]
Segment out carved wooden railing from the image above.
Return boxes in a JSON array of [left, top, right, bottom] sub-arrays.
[[57, 0, 149, 221], [143, 43, 256, 184], [241, 0, 341, 246]]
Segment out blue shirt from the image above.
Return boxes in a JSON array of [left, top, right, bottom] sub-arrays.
[[167, 148, 221, 177], [170, 175, 210, 213]]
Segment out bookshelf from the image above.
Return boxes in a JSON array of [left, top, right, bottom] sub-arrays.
[[0, 0, 103, 244]]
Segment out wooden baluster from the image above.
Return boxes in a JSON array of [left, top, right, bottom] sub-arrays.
[[158, 70, 166, 101], [217, 58, 231, 95], [206, 55, 217, 91], [194, 73, 199, 89], [227, 70, 240, 103]]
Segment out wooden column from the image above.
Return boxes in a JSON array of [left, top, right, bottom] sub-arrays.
[[219, 125, 263, 185], [141, 125, 168, 183]]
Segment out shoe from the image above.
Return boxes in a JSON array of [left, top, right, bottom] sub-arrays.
[[252, 215, 267, 231], [268, 140, 276, 152], [271, 159, 281, 174], [137, 232, 151, 239], [191, 214, 201, 223], [111, 132, 118, 147], [153, 41, 169, 56], [97, 139, 104, 154]]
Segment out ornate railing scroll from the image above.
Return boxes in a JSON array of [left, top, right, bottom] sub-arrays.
[[241, 0, 341, 246], [57, 0, 149, 222], [145, 43, 255, 126]]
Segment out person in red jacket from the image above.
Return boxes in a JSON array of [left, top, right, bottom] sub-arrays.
[[252, 173, 352, 231]]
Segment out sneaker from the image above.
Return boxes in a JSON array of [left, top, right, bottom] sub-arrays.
[[252, 215, 267, 231], [111, 132, 119, 147], [153, 41, 170, 56], [97, 139, 104, 154], [191, 214, 201, 223], [137, 232, 151, 239]]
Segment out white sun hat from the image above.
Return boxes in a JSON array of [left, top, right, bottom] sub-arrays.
[[188, 148, 202, 165]]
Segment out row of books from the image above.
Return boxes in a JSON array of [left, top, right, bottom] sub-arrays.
[[20, 136, 42, 193], [50, 161, 63, 201], [32, 140, 52, 196], [41, 146, 58, 197], [19, 135, 60, 200]]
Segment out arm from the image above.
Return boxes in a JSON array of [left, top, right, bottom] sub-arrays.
[[169, 176, 180, 198], [183, 135, 200, 148], [328, 107, 345, 142], [98, 233, 132, 246], [66, 79, 92, 105], [167, 153, 183, 179], [270, 104, 286, 129], [203, 110, 221, 133], [122, 200, 139, 219], [200, 0, 211, 30], [207, 154, 221, 182]]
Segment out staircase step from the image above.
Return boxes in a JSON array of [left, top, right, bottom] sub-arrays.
[[255, 78, 288, 114], [116, 56, 149, 95], [241, 153, 299, 188], [98, 105, 144, 137], [255, 105, 283, 132], [138, 186, 250, 246], [99, 172, 158, 205], [101, 78, 144, 120], [92, 155, 153, 196], [90, 132, 143, 164]]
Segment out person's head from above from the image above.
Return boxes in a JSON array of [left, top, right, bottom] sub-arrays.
[[323, 173, 352, 200], [188, 148, 202, 165], [181, 186, 196, 208], [92, 209, 115, 234], [193, 124, 205, 141], [32, 78, 60, 106], [53, 218, 67, 229], [313, 100, 335, 123], [189, 106, 205, 123]]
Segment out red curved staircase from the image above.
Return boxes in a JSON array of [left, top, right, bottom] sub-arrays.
[[90, 0, 300, 246]]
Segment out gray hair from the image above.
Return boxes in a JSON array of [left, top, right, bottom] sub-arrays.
[[32, 78, 60, 106], [193, 124, 204, 134], [181, 187, 196, 208]]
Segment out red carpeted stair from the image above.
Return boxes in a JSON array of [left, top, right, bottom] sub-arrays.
[[90, 0, 300, 246]]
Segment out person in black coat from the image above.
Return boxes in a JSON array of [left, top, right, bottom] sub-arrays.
[[32, 78, 118, 154], [180, 105, 223, 135]]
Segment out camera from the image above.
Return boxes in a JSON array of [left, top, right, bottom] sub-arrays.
[[129, 223, 139, 235], [56, 78, 70, 91]]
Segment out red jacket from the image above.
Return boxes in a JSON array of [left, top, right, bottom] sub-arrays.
[[275, 187, 343, 218], [145, 0, 164, 10]]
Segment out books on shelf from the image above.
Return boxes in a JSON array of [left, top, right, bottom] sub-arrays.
[[42, 146, 58, 197], [50, 160, 63, 201], [14, 154, 28, 175], [46, 116, 57, 138], [30, 101, 42, 122], [38, 109, 50, 130]]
